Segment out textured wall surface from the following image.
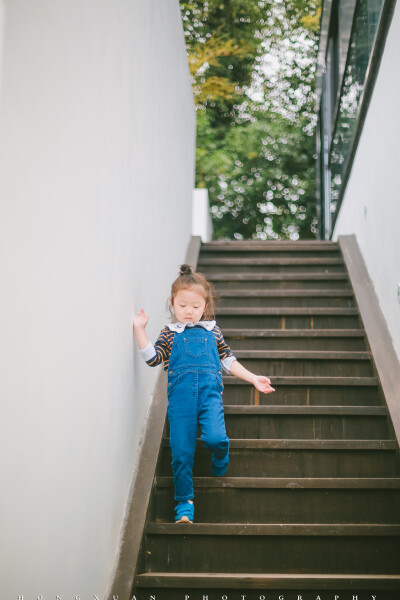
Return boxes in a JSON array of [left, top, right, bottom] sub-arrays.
[[333, 4, 400, 360], [0, 1, 195, 596], [192, 188, 213, 242]]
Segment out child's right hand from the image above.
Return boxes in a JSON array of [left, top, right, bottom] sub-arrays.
[[133, 308, 148, 330], [253, 375, 275, 394]]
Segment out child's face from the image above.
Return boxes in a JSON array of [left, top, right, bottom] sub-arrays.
[[171, 287, 207, 324]]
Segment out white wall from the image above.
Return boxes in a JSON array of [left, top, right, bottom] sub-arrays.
[[192, 188, 213, 242], [333, 3, 400, 359], [0, 0, 4, 98], [0, 1, 195, 597]]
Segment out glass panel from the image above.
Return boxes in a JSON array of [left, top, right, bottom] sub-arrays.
[[328, 1, 340, 121], [321, 71, 333, 238], [338, 0, 358, 78], [329, 0, 384, 214]]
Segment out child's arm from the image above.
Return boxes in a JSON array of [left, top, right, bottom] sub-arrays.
[[214, 325, 275, 394], [229, 360, 275, 394], [133, 309, 172, 367], [133, 308, 150, 349]]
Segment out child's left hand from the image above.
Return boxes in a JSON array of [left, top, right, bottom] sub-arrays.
[[253, 375, 275, 394], [133, 308, 148, 330]]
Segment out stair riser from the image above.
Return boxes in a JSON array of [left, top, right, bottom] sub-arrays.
[[145, 535, 400, 574], [224, 415, 387, 440], [219, 297, 355, 308], [164, 415, 389, 440], [234, 358, 373, 377], [200, 264, 347, 275], [154, 487, 400, 524], [201, 250, 342, 259], [225, 336, 367, 350], [216, 315, 361, 328], [133, 587, 400, 599], [222, 385, 380, 406], [211, 279, 351, 290], [159, 449, 398, 477]]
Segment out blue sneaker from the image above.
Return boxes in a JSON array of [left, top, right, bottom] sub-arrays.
[[210, 450, 229, 477], [174, 500, 194, 523]]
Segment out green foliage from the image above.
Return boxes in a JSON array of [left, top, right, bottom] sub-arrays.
[[197, 109, 316, 239], [180, 0, 321, 240], [188, 36, 251, 106], [181, 0, 267, 125]]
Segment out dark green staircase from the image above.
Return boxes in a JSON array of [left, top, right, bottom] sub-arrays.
[[132, 240, 400, 599]]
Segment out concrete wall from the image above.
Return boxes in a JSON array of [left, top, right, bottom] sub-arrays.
[[0, 1, 195, 597], [0, 0, 4, 97], [333, 2, 400, 360], [192, 188, 213, 242]]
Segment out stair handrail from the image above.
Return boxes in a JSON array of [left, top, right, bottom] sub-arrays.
[[339, 234, 400, 448]]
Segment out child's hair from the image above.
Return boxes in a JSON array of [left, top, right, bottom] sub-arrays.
[[170, 264, 216, 320]]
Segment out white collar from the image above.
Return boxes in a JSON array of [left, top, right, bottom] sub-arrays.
[[166, 320, 216, 333]]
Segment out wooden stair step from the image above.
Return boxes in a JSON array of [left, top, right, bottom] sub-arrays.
[[209, 273, 349, 280], [154, 478, 400, 524], [223, 405, 386, 415], [203, 240, 339, 245], [164, 407, 389, 441], [224, 329, 367, 350], [233, 357, 372, 377], [160, 438, 398, 477], [159, 448, 397, 477], [223, 376, 379, 386], [164, 405, 389, 440], [162, 439, 396, 450], [220, 297, 355, 310], [199, 257, 344, 266], [144, 532, 400, 574], [204, 266, 347, 275], [202, 241, 339, 250], [218, 289, 354, 297], [227, 337, 367, 353], [218, 313, 360, 330], [216, 307, 358, 315], [222, 328, 365, 337], [136, 572, 400, 589], [232, 350, 370, 360], [223, 381, 380, 407], [221, 414, 389, 441], [208, 253, 343, 261], [210, 274, 352, 290], [156, 476, 400, 489], [146, 523, 400, 536]]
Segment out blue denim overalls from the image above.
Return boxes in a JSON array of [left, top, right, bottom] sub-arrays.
[[167, 326, 230, 501]]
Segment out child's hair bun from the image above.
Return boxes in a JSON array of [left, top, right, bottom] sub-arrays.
[[179, 264, 193, 277], [171, 263, 216, 320]]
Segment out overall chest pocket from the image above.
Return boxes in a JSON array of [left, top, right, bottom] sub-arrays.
[[184, 336, 207, 358]]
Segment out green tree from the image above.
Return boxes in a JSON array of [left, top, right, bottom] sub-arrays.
[[180, 0, 321, 240]]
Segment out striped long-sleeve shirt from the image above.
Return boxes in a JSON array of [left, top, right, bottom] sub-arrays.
[[139, 321, 236, 373]]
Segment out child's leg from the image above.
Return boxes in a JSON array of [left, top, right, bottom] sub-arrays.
[[198, 374, 230, 473], [167, 372, 198, 502]]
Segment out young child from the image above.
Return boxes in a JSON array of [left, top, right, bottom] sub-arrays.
[[133, 264, 275, 524]]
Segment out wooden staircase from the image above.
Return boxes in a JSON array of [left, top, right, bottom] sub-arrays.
[[130, 240, 400, 599]]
